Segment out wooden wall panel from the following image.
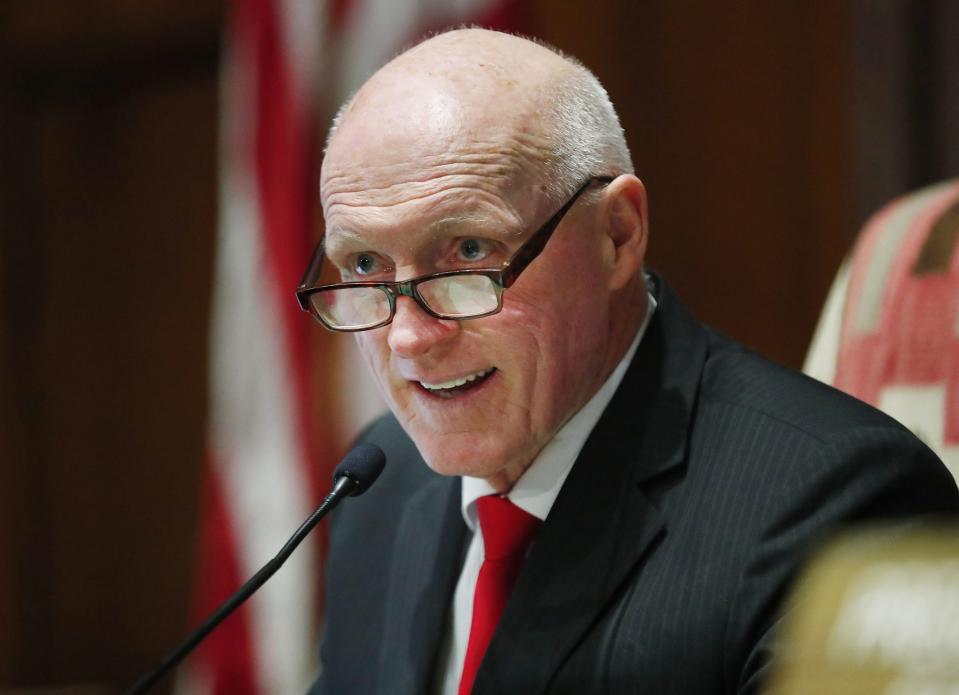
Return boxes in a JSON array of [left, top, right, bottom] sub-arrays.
[[1, 1, 222, 688], [536, 2, 853, 368]]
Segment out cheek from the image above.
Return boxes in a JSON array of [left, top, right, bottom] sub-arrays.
[[508, 252, 611, 361], [353, 332, 395, 396], [494, 286, 608, 410], [353, 332, 381, 368]]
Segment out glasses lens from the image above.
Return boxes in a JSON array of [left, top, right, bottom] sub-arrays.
[[309, 286, 390, 329], [417, 274, 501, 318]]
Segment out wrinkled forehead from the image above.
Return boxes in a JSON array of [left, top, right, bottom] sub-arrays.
[[322, 133, 548, 215], [320, 143, 546, 265], [320, 102, 553, 256]]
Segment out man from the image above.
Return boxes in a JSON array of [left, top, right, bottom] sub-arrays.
[[301, 29, 959, 694]]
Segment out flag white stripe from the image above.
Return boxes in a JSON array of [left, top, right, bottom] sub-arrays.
[[211, 174, 317, 694], [279, 0, 323, 103]]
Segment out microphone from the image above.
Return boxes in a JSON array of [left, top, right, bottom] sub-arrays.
[[125, 443, 386, 695], [333, 442, 386, 496]]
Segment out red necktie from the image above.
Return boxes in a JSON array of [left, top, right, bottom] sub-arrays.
[[458, 494, 540, 695]]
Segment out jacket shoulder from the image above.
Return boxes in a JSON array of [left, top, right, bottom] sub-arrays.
[[699, 329, 918, 443]]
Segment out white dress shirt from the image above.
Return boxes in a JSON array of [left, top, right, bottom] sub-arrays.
[[434, 293, 657, 694]]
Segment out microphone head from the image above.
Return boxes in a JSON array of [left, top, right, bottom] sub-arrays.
[[333, 443, 386, 496]]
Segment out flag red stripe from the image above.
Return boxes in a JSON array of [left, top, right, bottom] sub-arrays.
[[190, 462, 259, 695], [473, 0, 535, 33], [183, 0, 322, 691], [328, 0, 358, 31], [410, 0, 535, 45], [242, 0, 324, 501]]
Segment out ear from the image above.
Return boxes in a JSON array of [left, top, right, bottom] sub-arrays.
[[600, 175, 648, 291]]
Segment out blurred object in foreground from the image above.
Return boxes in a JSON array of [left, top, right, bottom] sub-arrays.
[[766, 523, 959, 695], [804, 179, 959, 481]]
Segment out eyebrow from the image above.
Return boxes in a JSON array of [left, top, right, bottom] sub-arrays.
[[321, 227, 363, 252], [324, 213, 521, 255], [425, 213, 518, 239]]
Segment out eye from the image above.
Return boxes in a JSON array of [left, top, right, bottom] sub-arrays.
[[342, 251, 390, 279], [354, 253, 376, 274], [456, 238, 492, 263]]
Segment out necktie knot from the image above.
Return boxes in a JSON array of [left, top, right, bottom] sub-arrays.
[[476, 494, 540, 563]]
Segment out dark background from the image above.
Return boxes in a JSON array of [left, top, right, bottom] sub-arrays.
[[2, 0, 957, 690]]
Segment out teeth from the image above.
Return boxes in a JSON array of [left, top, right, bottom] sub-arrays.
[[420, 368, 494, 391]]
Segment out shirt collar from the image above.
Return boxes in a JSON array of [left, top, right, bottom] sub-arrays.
[[461, 291, 657, 531]]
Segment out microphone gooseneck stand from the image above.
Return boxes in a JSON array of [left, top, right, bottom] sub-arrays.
[[124, 443, 386, 695]]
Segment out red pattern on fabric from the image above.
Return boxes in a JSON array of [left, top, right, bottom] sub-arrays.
[[835, 181, 959, 446], [188, 462, 259, 695]]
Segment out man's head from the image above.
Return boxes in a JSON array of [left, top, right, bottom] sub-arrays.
[[319, 29, 650, 491]]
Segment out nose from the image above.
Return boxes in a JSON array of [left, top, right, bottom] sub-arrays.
[[387, 296, 459, 358]]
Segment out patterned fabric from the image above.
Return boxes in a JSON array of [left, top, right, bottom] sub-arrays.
[[805, 179, 959, 482]]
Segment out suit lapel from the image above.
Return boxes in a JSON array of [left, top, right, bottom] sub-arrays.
[[378, 473, 465, 694], [475, 275, 709, 694]]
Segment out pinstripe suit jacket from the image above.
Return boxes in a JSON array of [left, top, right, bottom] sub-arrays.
[[312, 273, 959, 694]]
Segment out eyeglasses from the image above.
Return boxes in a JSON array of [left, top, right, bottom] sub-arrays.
[[296, 175, 614, 332]]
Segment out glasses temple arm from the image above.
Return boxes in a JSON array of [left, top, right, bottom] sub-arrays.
[[299, 243, 326, 290], [500, 176, 614, 288]]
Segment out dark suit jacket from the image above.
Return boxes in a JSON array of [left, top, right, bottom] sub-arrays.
[[312, 274, 959, 694]]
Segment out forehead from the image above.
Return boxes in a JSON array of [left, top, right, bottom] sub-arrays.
[[322, 146, 550, 257], [321, 175, 532, 262], [321, 105, 549, 206], [319, 62, 556, 253]]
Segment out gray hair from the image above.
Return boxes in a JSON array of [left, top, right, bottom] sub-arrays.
[[535, 48, 634, 203]]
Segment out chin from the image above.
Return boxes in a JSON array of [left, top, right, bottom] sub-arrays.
[[424, 458, 492, 479], [414, 433, 503, 477], [413, 430, 534, 484], [421, 450, 500, 479]]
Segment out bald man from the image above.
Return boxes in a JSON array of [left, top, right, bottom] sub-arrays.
[[298, 29, 959, 694]]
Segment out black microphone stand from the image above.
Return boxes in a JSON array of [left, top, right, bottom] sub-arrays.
[[125, 474, 356, 695]]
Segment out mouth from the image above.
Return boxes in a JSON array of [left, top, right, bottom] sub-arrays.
[[417, 367, 496, 399]]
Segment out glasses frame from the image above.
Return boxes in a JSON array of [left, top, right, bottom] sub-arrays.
[[296, 175, 615, 332]]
